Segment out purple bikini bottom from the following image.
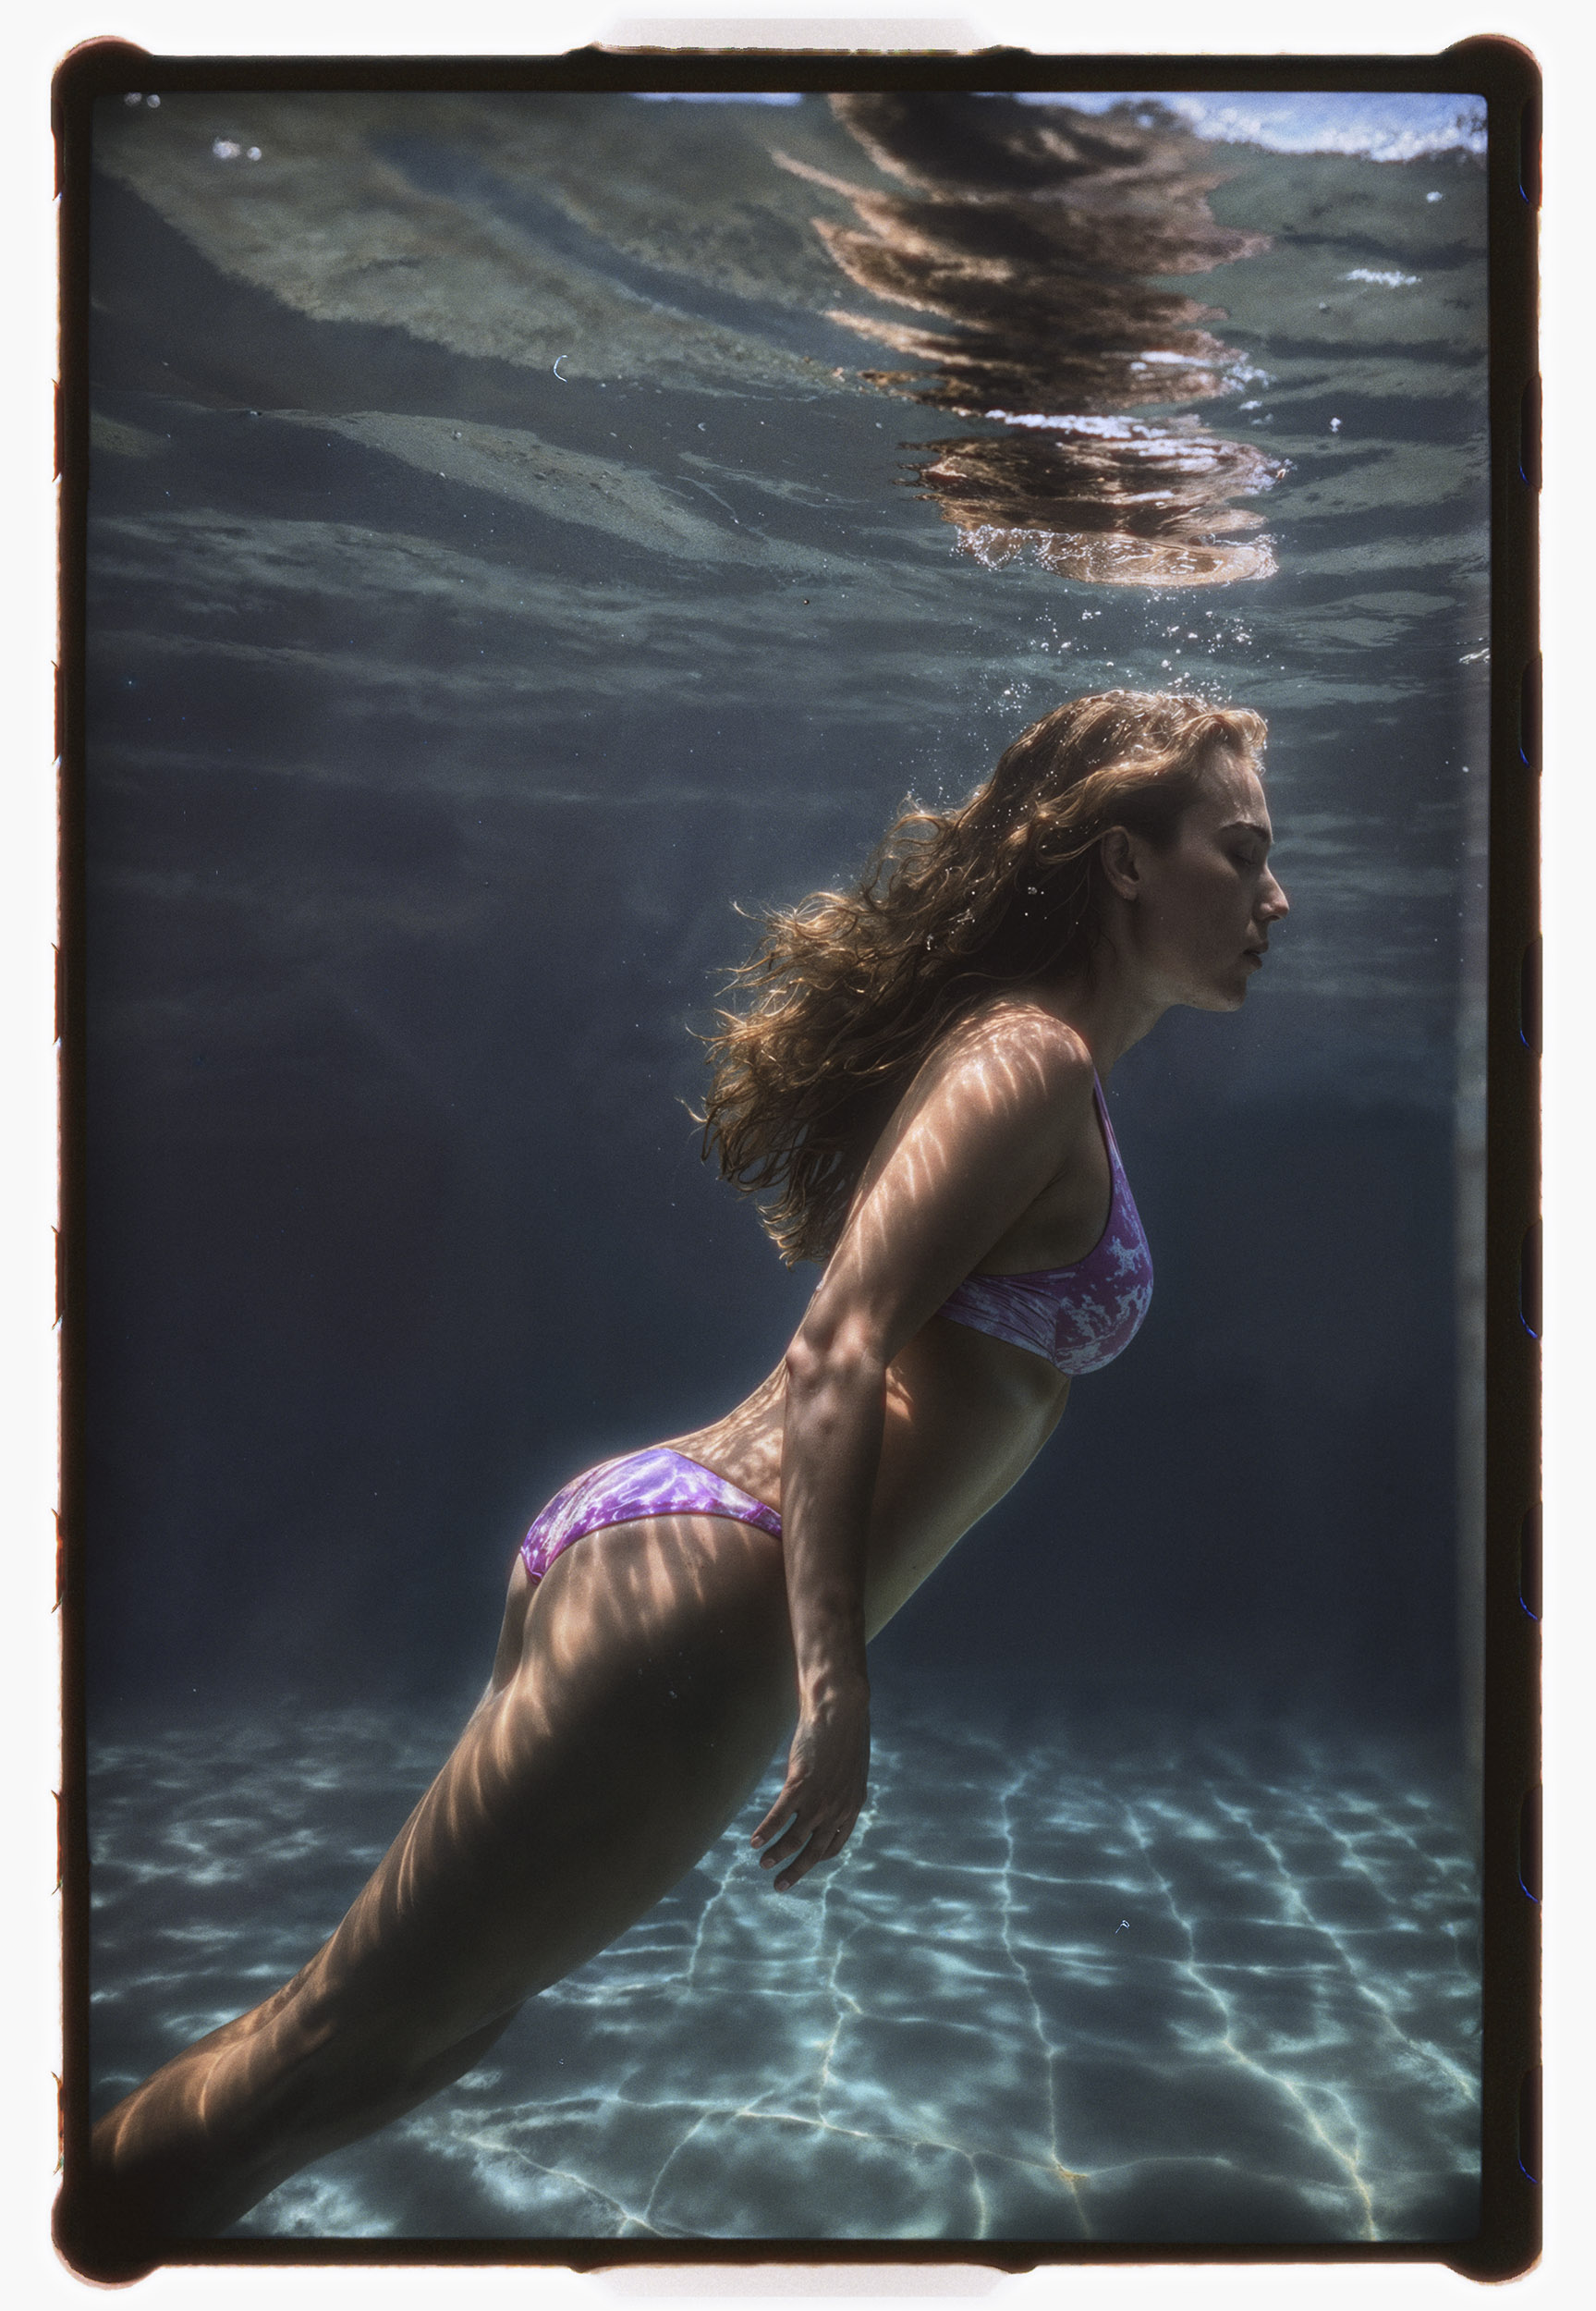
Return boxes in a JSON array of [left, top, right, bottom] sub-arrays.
[[519, 1445, 783, 1583]]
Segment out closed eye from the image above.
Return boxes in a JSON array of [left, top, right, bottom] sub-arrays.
[[1219, 817, 1273, 866]]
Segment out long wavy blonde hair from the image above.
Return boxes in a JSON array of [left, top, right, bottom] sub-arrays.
[[701, 689, 1266, 1263]]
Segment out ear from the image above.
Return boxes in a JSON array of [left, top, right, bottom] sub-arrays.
[[1099, 825, 1141, 903]]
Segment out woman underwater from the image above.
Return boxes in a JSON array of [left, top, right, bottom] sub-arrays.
[[88, 687, 1288, 2239]]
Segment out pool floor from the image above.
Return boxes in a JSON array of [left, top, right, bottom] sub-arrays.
[[88, 1692, 1480, 2244]]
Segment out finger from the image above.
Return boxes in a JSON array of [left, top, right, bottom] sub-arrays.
[[748, 1775, 798, 1849], [758, 1814, 816, 1869], [774, 1833, 830, 1891], [773, 1816, 854, 1890], [750, 1790, 799, 1850]]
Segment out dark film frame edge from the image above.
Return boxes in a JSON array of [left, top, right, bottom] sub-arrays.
[[47, 33, 1541, 2282]]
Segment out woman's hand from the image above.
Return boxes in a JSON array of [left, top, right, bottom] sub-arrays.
[[750, 1683, 871, 1891]]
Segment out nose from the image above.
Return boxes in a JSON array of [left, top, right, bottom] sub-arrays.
[[1261, 866, 1289, 922]]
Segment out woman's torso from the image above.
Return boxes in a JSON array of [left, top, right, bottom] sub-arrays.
[[667, 998, 1147, 1636], [665, 1319, 1072, 1637]]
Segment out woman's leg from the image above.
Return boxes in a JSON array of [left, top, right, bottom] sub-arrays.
[[89, 1510, 798, 2238]]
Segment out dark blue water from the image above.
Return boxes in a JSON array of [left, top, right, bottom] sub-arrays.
[[89, 1689, 1479, 2243], [83, 88, 1490, 2243]]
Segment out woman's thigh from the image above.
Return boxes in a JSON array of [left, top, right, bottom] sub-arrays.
[[311, 1512, 797, 2056]]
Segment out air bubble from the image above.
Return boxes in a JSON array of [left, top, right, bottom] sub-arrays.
[[213, 138, 241, 160]]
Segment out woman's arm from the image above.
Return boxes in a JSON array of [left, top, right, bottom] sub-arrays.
[[750, 1005, 1098, 1889], [749, 1305, 882, 1889]]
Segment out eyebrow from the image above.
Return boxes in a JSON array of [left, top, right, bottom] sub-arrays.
[[1219, 819, 1273, 849]]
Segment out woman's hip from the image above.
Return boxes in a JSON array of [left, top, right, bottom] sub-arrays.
[[519, 1444, 782, 1583]]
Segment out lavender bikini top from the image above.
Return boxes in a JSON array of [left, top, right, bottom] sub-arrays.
[[937, 1076, 1153, 1376]]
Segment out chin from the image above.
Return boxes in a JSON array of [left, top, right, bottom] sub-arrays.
[[1224, 961, 1261, 1009]]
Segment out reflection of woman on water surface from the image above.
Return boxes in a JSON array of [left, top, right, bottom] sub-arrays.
[[91, 689, 1288, 2238]]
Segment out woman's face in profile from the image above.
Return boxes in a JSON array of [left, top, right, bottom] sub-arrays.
[[1130, 749, 1290, 1011]]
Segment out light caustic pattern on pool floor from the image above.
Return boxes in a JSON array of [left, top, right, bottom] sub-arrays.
[[89, 1701, 1480, 2243]]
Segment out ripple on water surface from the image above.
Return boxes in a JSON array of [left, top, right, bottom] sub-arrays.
[[88, 1695, 1480, 2243]]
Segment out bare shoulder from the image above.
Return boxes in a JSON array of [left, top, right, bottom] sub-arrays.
[[833, 993, 1100, 1308], [873, 995, 1096, 1175], [925, 994, 1095, 1107]]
